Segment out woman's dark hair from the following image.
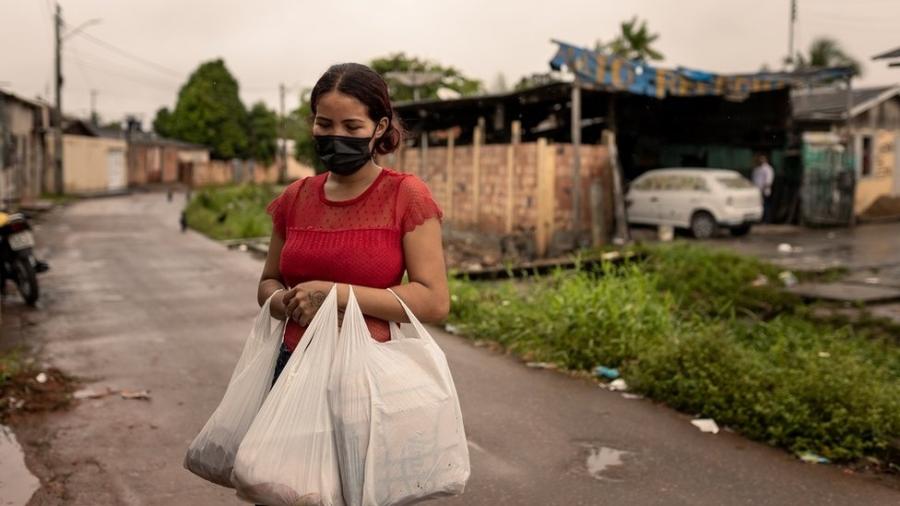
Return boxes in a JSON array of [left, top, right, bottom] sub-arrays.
[[310, 63, 404, 155]]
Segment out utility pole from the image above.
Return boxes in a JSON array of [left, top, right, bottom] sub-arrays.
[[54, 2, 63, 195], [279, 83, 287, 183], [90, 89, 98, 126], [787, 0, 797, 68]]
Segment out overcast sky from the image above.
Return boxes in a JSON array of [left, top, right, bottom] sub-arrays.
[[2, 0, 898, 127]]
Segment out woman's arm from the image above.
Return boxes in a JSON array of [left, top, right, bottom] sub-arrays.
[[258, 228, 290, 320], [284, 217, 450, 326]]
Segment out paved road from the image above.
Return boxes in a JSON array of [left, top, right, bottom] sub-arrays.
[[3, 192, 898, 505]]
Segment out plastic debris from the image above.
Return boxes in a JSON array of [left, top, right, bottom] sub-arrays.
[[608, 379, 628, 391], [691, 418, 720, 434], [777, 243, 794, 253], [864, 277, 881, 285], [657, 225, 674, 242], [35, 372, 48, 384], [751, 274, 769, 287], [621, 393, 643, 400], [72, 387, 114, 400], [778, 271, 798, 287], [120, 389, 151, 401], [798, 452, 830, 464], [818, 351, 831, 358], [593, 366, 620, 379], [238, 244, 249, 252], [526, 362, 557, 370], [444, 324, 460, 335]]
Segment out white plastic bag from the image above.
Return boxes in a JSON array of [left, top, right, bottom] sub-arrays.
[[231, 285, 345, 506], [184, 292, 285, 488], [328, 287, 470, 506]]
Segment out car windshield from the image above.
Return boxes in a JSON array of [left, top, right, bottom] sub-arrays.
[[717, 177, 754, 189]]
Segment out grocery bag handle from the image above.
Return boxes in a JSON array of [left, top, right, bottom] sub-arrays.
[[385, 288, 435, 344]]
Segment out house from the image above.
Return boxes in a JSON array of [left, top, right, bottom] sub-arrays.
[[793, 85, 900, 216], [61, 119, 129, 195], [0, 89, 51, 207], [124, 126, 210, 187]]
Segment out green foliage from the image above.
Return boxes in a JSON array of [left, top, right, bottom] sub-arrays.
[[183, 183, 278, 240], [632, 242, 799, 317], [288, 90, 323, 173], [449, 245, 900, 462], [0, 348, 24, 388], [597, 16, 664, 61], [369, 53, 482, 101], [247, 102, 279, 166], [152, 59, 251, 160], [794, 37, 863, 77]]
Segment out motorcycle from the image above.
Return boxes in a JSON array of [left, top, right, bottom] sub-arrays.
[[0, 211, 49, 306]]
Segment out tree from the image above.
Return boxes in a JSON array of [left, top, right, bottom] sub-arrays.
[[369, 53, 482, 101], [152, 107, 173, 137], [599, 17, 664, 61], [246, 102, 278, 165], [152, 59, 249, 159], [794, 37, 863, 77], [288, 89, 323, 173]]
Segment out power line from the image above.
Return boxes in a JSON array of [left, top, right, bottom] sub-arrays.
[[63, 53, 179, 93], [65, 42, 182, 86], [71, 29, 184, 78]]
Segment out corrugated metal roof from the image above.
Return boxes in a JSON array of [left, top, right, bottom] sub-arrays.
[[548, 40, 854, 100], [791, 85, 900, 121]]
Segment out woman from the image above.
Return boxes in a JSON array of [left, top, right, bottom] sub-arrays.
[[257, 62, 450, 387]]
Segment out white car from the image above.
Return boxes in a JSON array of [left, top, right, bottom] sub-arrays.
[[625, 168, 763, 239]]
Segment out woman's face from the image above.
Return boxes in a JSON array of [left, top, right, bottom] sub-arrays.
[[313, 91, 385, 143]]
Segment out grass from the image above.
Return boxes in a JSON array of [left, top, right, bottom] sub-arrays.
[[183, 183, 279, 240], [448, 242, 900, 462], [0, 348, 25, 388]]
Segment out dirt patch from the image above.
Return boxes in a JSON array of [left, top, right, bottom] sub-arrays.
[[861, 195, 900, 221], [1, 367, 78, 424]]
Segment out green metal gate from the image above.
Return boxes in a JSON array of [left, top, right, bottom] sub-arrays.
[[801, 133, 856, 226]]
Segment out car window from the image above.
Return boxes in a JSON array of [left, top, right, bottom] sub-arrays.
[[690, 176, 709, 191], [717, 176, 754, 189], [631, 176, 657, 191]]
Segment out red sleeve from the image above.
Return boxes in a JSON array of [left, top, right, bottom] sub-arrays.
[[266, 178, 305, 237], [396, 175, 443, 234]]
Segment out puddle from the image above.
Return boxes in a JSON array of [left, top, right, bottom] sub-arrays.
[[581, 444, 630, 481], [0, 424, 41, 505]]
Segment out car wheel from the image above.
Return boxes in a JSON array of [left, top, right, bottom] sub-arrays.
[[690, 211, 717, 239], [730, 224, 752, 236]]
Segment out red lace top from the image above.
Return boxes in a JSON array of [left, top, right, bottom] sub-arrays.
[[266, 168, 443, 352]]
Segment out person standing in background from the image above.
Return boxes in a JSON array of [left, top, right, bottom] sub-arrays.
[[752, 154, 775, 222]]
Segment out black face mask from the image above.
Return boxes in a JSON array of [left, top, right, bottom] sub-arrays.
[[314, 131, 376, 176]]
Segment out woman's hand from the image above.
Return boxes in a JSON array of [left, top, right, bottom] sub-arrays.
[[282, 281, 332, 326]]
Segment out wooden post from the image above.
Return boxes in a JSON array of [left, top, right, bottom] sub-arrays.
[[473, 117, 485, 226], [590, 179, 605, 246], [603, 129, 630, 243], [446, 132, 455, 222], [535, 138, 555, 257], [505, 120, 521, 233], [571, 82, 582, 242]]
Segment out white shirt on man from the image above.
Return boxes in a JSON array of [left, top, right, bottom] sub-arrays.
[[752, 162, 774, 197]]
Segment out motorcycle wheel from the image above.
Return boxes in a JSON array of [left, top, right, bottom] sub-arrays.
[[13, 256, 39, 306]]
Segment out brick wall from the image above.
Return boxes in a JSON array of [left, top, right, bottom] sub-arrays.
[[395, 140, 612, 249]]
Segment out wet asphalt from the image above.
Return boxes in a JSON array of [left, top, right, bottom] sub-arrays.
[[2, 191, 898, 505]]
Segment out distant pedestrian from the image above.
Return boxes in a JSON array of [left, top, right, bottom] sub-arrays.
[[180, 210, 187, 233], [752, 154, 775, 222]]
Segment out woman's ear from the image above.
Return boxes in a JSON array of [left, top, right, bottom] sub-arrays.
[[375, 117, 389, 139]]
